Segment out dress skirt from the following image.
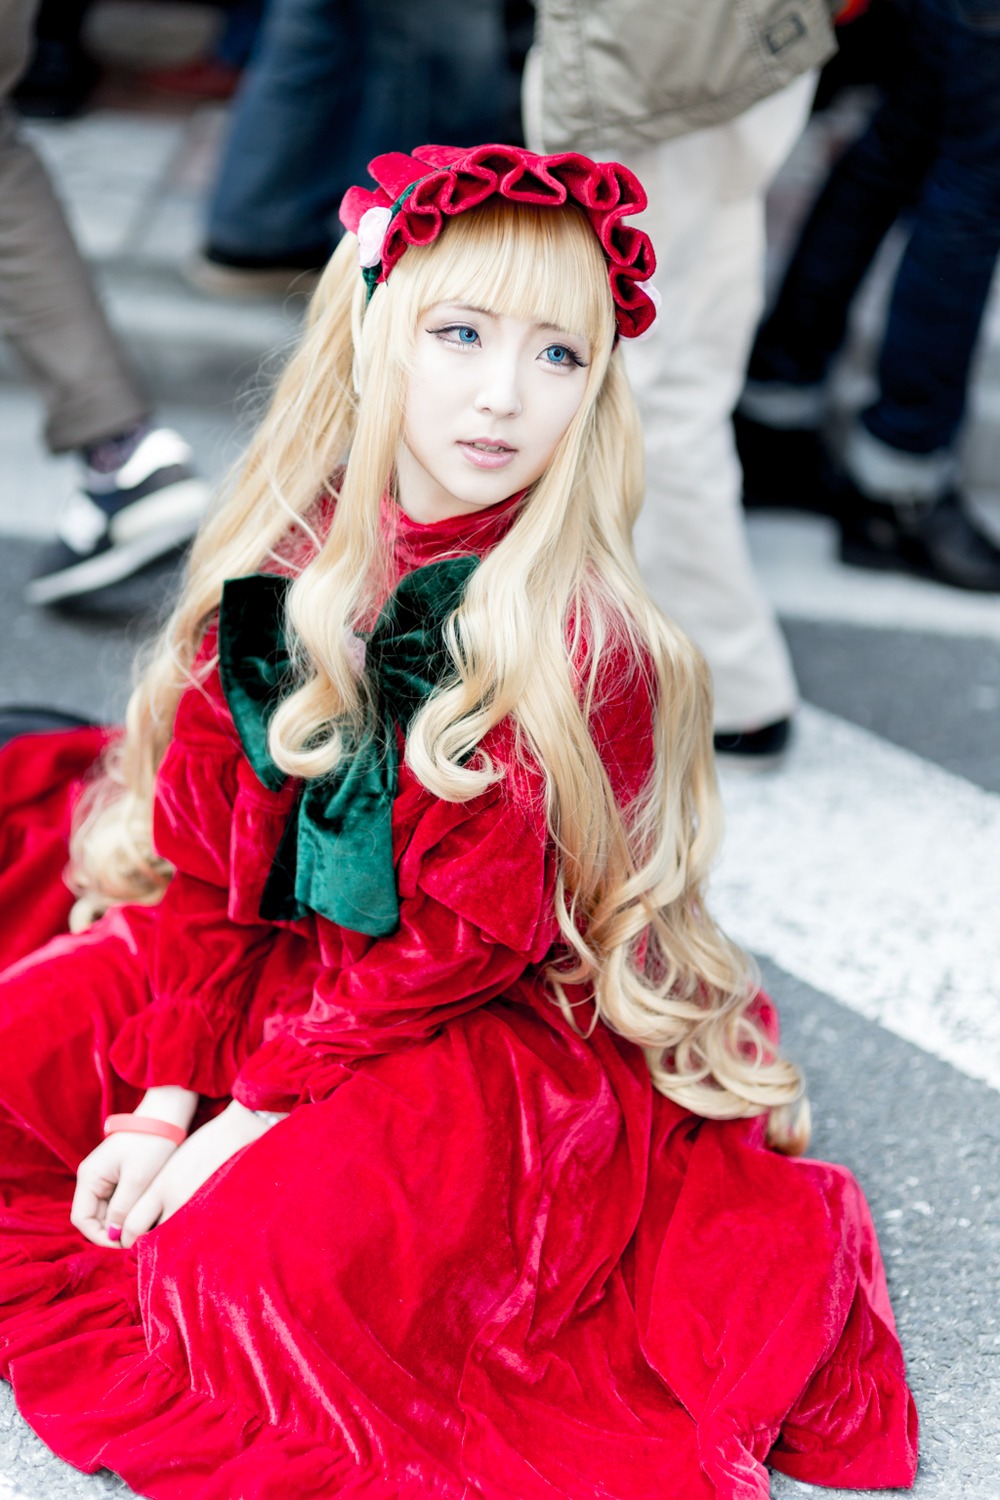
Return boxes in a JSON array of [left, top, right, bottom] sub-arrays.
[[0, 727, 918, 1499]]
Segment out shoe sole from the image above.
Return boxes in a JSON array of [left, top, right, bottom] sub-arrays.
[[107, 477, 210, 545], [26, 517, 199, 605], [742, 488, 834, 516], [714, 748, 788, 774], [840, 534, 1000, 592], [27, 477, 210, 605], [839, 536, 907, 573]]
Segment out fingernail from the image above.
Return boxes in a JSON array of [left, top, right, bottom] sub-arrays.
[[107, 1224, 122, 1243]]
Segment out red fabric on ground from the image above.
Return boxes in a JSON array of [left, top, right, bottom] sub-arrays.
[[0, 498, 917, 1497], [0, 724, 108, 966]]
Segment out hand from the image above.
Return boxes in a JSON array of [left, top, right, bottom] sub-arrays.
[[71, 1086, 199, 1248], [72, 1130, 180, 1248], [118, 1103, 277, 1249]]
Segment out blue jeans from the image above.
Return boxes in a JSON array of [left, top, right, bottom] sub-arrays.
[[207, 0, 521, 262], [213, 0, 267, 70], [748, 0, 1000, 459]]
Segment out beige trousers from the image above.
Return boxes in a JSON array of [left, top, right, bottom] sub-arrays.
[[525, 61, 815, 731], [0, 0, 147, 452]]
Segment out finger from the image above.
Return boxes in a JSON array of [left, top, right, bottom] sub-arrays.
[[70, 1177, 100, 1230], [105, 1173, 150, 1243], [103, 1137, 177, 1240], [70, 1172, 117, 1245], [119, 1188, 164, 1250], [71, 1152, 116, 1220], [70, 1186, 109, 1244], [72, 1142, 127, 1242]]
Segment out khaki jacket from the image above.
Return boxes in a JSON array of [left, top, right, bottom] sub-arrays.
[[531, 0, 838, 154]]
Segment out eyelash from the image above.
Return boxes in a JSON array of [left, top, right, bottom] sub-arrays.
[[429, 324, 587, 368], [543, 344, 586, 368]]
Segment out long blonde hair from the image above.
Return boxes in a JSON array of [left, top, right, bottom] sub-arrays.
[[71, 198, 807, 1138]]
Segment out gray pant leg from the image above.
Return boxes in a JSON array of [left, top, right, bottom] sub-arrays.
[[0, 0, 147, 452]]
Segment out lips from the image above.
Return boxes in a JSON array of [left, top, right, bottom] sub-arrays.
[[457, 439, 517, 470]]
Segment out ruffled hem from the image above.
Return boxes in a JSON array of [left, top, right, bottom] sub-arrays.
[[0, 1229, 918, 1500], [0, 1095, 919, 1500], [0, 1233, 467, 1500]]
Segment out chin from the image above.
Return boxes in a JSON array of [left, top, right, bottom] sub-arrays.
[[446, 476, 521, 510]]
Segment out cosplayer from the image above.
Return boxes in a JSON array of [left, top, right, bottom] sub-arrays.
[[0, 146, 916, 1498]]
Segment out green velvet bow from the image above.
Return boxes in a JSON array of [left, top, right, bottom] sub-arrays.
[[217, 555, 479, 936]]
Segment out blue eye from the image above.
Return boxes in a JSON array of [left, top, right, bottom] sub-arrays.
[[429, 323, 482, 347], [543, 344, 579, 367]]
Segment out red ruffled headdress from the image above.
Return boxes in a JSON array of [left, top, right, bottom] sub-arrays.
[[339, 143, 658, 340]]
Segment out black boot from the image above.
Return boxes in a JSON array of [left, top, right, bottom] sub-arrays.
[[836, 480, 1000, 592], [733, 411, 832, 515], [713, 717, 792, 769]]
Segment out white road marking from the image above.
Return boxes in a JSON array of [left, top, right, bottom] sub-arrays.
[[746, 512, 1000, 640], [712, 704, 1000, 1090]]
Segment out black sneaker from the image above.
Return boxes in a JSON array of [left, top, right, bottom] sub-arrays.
[[26, 429, 211, 607], [713, 717, 792, 770], [837, 481, 1000, 592]]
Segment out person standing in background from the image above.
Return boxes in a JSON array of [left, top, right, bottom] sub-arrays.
[[190, 0, 528, 298], [0, 0, 211, 606], [525, 0, 841, 763], [739, 0, 1000, 593]]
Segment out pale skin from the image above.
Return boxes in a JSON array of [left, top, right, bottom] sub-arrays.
[[72, 1089, 276, 1249], [72, 302, 591, 1250], [396, 302, 591, 524]]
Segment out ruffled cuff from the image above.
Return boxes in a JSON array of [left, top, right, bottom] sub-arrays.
[[232, 1035, 352, 1113], [768, 1288, 919, 1488], [110, 996, 252, 1098]]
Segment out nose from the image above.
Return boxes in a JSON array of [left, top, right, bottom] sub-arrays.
[[474, 348, 522, 418]]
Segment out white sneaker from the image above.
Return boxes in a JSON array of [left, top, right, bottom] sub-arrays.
[[26, 428, 211, 606]]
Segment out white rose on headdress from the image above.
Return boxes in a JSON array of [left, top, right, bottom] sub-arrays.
[[633, 282, 662, 343], [357, 206, 393, 269], [344, 630, 367, 676]]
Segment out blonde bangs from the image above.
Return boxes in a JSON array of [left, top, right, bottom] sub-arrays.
[[374, 198, 617, 367]]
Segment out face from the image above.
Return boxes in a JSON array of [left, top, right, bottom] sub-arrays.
[[396, 302, 592, 524]]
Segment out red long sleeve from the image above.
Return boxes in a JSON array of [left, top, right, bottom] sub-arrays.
[[109, 631, 319, 1097]]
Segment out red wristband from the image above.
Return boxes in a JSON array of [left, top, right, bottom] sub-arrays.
[[103, 1113, 187, 1146]]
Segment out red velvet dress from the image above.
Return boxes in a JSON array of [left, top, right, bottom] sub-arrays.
[[0, 498, 917, 1499]]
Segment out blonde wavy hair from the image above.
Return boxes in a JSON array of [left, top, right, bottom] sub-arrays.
[[70, 198, 808, 1146]]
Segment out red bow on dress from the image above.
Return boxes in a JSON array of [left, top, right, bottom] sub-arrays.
[[339, 143, 658, 340]]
